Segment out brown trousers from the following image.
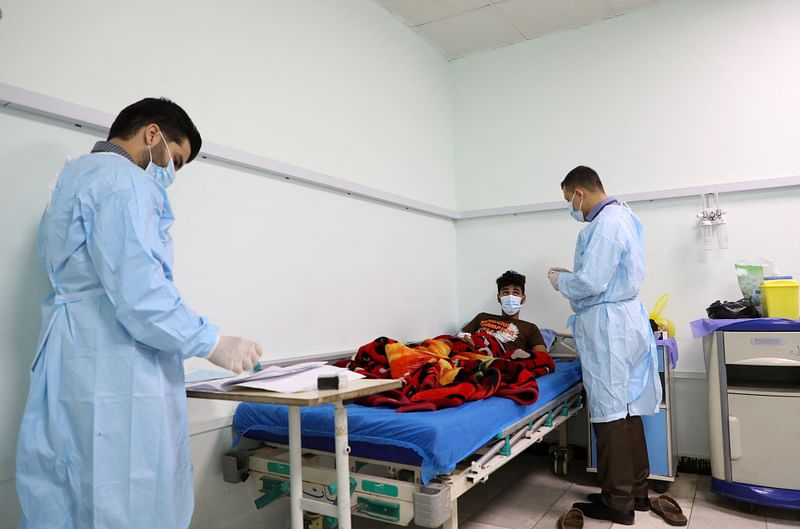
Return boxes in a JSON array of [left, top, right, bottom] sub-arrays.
[[593, 415, 650, 512]]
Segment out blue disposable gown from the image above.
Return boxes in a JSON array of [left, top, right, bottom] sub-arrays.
[[557, 204, 661, 423], [16, 152, 219, 529]]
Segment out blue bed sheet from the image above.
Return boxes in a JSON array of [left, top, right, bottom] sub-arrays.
[[234, 358, 582, 484]]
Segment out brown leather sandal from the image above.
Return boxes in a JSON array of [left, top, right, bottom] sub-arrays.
[[650, 494, 688, 526], [558, 507, 584, 529]]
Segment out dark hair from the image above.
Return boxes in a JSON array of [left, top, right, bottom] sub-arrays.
[[107, 98, 202, 163], [561, 165, 605, 192], [496, 270, 526, 293]]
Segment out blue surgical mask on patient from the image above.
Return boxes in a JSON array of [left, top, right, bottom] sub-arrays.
[[500, 295, 522, 316], [146, 132, 176, 189], [568, 191, 585, 222]]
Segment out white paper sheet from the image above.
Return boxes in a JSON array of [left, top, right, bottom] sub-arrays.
[[234, 365, 364, 393], [185, 361, 327, 392], [184, 367, 235, 383]]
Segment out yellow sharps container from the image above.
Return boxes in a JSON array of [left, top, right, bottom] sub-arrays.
[[760, 276, 800, 319]]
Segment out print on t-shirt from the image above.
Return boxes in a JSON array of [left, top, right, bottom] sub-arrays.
[[462, 312, 545, 354], [478, 319, 519, 345]]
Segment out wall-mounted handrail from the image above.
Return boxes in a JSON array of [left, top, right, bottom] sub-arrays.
[[3, 82, 799, 222]]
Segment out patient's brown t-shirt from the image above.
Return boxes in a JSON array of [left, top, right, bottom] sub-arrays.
[[462, 313, 545, 353]]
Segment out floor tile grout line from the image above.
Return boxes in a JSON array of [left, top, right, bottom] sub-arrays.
[[462, 521, 511, 529], [689, 480, 775, 528], [530, 482, 573, 529], [687, 477, 698, 527], [458, 465, 783, 529]]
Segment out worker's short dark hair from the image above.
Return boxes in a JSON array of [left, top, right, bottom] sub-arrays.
[[496, 270, 526, 293], [561, 165, 605, 193], [108, 98, 202, 163]]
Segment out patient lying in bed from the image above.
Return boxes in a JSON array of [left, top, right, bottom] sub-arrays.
[[459, 270, 548, 358], [334, 271, 555, 412], [335, 333, 554, 412]]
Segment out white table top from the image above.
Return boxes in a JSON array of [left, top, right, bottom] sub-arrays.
[[187, 377, 402, 406]]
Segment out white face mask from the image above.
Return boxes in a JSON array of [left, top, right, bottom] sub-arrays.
[[568, 191, 585, 222], [145, 132, 176, 188], [500, 295, 522, 316]]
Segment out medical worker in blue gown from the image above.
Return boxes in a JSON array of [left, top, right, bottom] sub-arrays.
[[547, 166, 661, 526], [16, 98, 263, 529]]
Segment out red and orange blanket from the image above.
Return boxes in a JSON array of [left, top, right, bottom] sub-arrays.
[[334, 333, 555, 412]]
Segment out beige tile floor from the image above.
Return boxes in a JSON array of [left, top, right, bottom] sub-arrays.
[[351, 453, 800, 529]]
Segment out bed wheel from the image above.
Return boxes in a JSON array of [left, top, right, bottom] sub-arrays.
[[553, 447, 570, 476]]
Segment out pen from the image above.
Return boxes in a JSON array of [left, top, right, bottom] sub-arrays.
[[252, 362, 267, 373]]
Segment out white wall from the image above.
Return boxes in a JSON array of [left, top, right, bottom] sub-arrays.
[[0, 110, 95, 528], [0, 1, 456, 527], [188, 421, 278, 529], [457, 187, 800, 374], [452, 0, 800, 458], [0, 0, 456, 209], [452, 0, 800, 210], [456, 189, 797, 461], [5, 1, 800, 524]]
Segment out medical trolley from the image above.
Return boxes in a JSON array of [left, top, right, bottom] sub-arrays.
[[586, 339, 679, 491]]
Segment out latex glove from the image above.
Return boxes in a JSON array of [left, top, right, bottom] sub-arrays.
[[207, 336, 263, 374], [547, 270, 561, 291], [548, 267, 571, 273]]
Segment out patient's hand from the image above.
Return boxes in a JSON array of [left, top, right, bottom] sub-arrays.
[[457, 332, 475, 347], [510, 348, 531, 359]]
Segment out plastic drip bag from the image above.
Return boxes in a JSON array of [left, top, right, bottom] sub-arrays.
[[735, 259, 776, 314]]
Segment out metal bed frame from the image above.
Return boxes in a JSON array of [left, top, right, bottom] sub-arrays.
[[224, 335, 583, 529]]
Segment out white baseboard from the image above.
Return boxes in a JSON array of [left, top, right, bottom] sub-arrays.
[[673, 371, 707, 380], [189, 414, 235, 436]]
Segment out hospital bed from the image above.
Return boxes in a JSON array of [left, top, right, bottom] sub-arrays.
[[223, 334, 583, 529]]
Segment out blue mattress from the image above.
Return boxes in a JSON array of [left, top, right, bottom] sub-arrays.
[[234, 358, 582, 483]]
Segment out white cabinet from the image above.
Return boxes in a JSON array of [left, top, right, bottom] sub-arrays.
[[706, 330, 800, 509], [727, 391, 800, 490]]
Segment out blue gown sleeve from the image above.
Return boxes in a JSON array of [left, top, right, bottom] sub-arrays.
[[557, 232, 623, 301], [82, 187, 219, 358]]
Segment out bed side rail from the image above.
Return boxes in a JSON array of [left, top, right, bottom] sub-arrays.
[[550, 332, 577, 359]]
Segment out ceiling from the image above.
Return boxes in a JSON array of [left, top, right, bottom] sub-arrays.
[[376, 0, 669, 59]]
